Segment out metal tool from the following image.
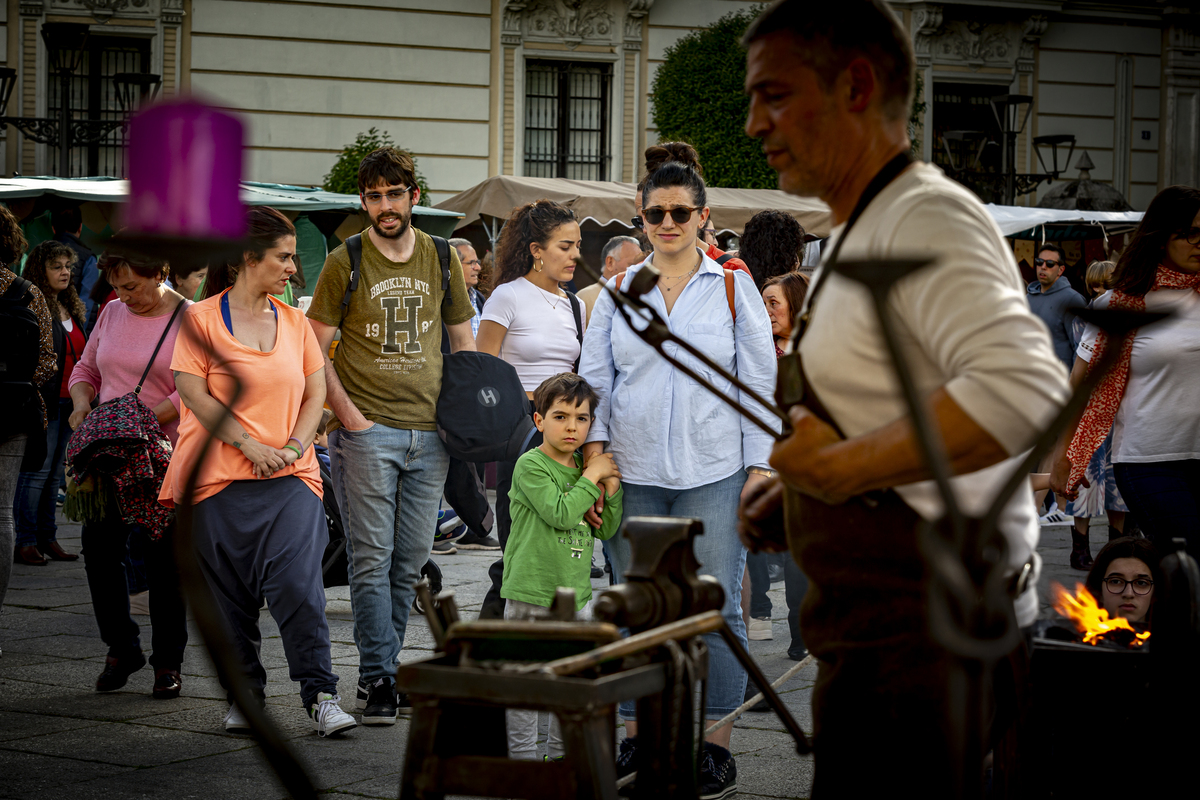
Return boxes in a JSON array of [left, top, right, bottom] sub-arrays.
[[575, 257, 792, 440]]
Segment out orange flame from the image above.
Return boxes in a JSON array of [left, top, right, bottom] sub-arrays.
[[1051, 581, 1151, 647]]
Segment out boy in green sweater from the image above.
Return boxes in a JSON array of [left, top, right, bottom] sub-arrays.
[[502, 372, 623, 760]]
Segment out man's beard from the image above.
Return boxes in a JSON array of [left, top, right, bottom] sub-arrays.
[[372, 210, 411, 239]]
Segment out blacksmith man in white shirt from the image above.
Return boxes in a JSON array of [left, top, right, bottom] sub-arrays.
[[738, 1, 1069, 795]]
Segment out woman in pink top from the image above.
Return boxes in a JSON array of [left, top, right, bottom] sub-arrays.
[[68, 251, 189, 701]]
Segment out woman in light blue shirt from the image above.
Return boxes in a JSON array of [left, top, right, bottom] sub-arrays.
[[579, 155, 778, 786]]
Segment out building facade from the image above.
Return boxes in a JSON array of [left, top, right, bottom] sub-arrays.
[[2, 0, 1196, 210]]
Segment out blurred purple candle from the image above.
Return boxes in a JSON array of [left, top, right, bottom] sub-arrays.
[[124, 97, 246, 240]]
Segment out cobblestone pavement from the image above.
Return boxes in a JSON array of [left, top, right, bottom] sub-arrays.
[[0, 509, 1098, 799]]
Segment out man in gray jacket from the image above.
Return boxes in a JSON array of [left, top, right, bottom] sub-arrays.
[[1027, 243, 1086, 369]]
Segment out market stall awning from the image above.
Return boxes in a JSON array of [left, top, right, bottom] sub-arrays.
[[435, 174, 833, 237], [985, 204, 1143, 238], [0, 176, 463, 221]]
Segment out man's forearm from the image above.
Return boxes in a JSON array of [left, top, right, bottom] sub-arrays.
[[800, 388, 1009, 498]]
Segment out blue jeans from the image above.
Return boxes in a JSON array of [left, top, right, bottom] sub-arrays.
[[605, 470, 748, 719], [14, 397, 73, 548], [1113, 459, 1200, 555], [329, 424, 449, 682]]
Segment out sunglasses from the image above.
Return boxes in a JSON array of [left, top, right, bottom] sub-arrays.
[[1034, 257, 1061, 267], [643, 206, 701, 226]]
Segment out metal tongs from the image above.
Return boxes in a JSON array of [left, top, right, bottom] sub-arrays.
[[574, 257, 793, 440]]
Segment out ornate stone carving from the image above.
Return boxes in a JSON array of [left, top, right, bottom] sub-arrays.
[[162, 0, 184, 26], [911, 3, 944, 67], [938, 21, 1016, 70], [47, 0, 153, 21], [19, 0, 46, 16], [1018, 15, 1049, 73], [624, 0, 654, 43], [524, 0, 613, 45], [502, 0, 527, 47]]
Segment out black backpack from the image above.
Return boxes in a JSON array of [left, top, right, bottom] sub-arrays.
[[0, 276, 44, 441], [436, 351, 536, 462]]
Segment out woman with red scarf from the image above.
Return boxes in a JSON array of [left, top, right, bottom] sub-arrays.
[[1052, 185, 1200, 554]]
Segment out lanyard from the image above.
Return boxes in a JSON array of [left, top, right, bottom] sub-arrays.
[[792, 150, 914, 345]]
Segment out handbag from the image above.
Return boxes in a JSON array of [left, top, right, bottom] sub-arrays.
[[64, 300, 184, 534]]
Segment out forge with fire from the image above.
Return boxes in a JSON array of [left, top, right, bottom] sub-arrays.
[[1049, 581, 1151, 648]]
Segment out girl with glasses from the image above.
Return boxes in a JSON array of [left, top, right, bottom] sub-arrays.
[[1084, 536, 1160, 626], [1052, 186, 1200, 557], [579, 150, 777, 797]]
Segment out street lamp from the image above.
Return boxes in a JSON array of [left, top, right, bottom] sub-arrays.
[[990, 94, 1033, 205], [1033, 134, 1077, 181], [0, 22, 160, 177]]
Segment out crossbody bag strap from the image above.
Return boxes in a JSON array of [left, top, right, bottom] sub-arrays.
[[135, 300, 185, 396], [792, 151, 913, 345], [567, 290, 583, 372]]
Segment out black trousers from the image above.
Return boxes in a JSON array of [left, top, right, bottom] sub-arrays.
[[82, 515, 188, 669], [479, 428, 542, 619]]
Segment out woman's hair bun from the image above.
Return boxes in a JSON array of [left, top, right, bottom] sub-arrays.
[[644, 141, 701, 178]]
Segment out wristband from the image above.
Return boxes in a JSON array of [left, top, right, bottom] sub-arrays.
[[288, 437, 305, 451], [746, 466, 778, 479], [283, 444, 304, 459]]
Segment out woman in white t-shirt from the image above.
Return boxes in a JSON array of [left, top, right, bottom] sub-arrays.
[[1052, 185, 1200, 554], [476, 200, 585, 614]]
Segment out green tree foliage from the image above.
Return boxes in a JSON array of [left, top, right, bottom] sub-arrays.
[[323, 127, 431, 206], [651, 5, 775, 190], [652, 6, 931, 188]]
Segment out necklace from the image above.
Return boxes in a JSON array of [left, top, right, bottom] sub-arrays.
[[657, 251, 702, 293], [536, 283, 564, 310]]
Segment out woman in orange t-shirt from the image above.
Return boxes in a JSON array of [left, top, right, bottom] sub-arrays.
[[162, 207, 356, 738]]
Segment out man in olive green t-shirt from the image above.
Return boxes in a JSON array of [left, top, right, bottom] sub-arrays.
[[307, 148, 476, 726]]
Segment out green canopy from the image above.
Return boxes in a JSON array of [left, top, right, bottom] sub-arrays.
[[0, 176, 463, 225]]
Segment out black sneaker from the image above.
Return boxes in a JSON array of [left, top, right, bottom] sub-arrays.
[[699, 742, 737, 800], [743, 681, 769, 712], [616, 736, 637, 796], [590, 565, 604, 579], [454, 531, 501, 550], [396, 689, 413, 716], [361, 677, 398, 725]]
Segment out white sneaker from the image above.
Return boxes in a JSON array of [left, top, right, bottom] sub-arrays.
[[1039, 510, 1068, 526], [309, 693, 357, 737], [748, 618, 773, 641], [224, 703, 252, 734]]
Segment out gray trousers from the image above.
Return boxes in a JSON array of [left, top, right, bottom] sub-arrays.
[[0, 435, 28, 614], [192, 476, 338, 707], [504, 597, 595, 760]]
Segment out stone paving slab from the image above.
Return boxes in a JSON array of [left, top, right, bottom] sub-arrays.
[[0, 508, 1092, 799], [0, 750, 137, 798]]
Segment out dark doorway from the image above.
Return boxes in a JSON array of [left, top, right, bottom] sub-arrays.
[[45, 33, 151, 178], [931, 82, 1009, 202]]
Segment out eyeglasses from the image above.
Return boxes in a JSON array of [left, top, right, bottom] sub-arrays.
[[643, 206, 700, 226], [461, 259, 481, 267], [362, 188, 411, 204], [1034, 257, 1061, 267], [1177, 227, 1200, 246], [1103, 577, 1155, 596]]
